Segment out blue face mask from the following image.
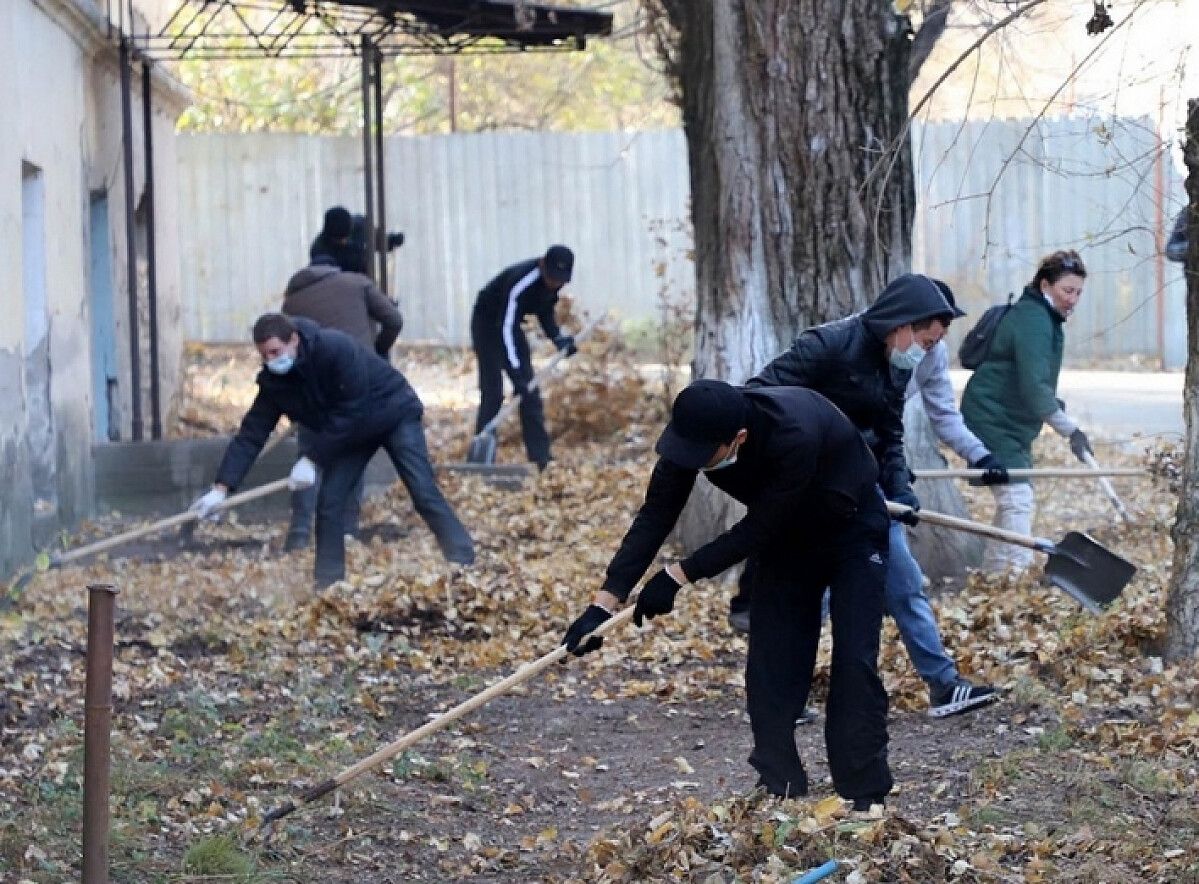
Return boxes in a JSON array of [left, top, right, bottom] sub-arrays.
[[703, 440, 740, 471], [889, 340, 925, 372], [266, 352, 295, 375]]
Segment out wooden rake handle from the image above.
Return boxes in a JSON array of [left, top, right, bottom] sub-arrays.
[[260, 604, 636, 827], [478, 314, 606, 437], [50, 478, 292, 567], [886, 501, 1047, 552], [1079, 452, 1136, 524], [913, 467, 1145, 480]]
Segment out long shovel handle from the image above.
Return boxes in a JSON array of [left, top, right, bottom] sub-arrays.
[[886, 502, 1045, 552], [51, 478, 292, 567], [477, 314, 605, 437], [260, 604, 636, 827], [1080, 452, 1135, 524], [913, 467, 1145, 480]]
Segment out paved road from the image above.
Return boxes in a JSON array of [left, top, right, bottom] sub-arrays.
[[949, 370, 1184, 447]]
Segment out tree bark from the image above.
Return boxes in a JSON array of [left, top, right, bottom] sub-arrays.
[[658, 1, 976, 574], [666, 0, 915, 383], [1166, 98, 1199, 661]]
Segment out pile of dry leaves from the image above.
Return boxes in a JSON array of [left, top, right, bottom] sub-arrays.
[[2, 338, 1197, 882]]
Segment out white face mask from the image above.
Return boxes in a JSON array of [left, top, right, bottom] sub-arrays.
[[266, 352, 295, 375], [889, 340, 925, 372]]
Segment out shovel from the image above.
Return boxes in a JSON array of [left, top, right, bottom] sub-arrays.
[[465, 315, 603, 465], [886, 502, 1136, 613], [6, 478, 291, 596]]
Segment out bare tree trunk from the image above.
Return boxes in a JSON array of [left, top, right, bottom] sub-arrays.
[[1166, 98, 1199, 661], [668, 0, 914, 383], [659, 1, 975, 572]]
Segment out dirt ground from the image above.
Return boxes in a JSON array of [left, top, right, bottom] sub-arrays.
[[2, 337, 1197, 883]]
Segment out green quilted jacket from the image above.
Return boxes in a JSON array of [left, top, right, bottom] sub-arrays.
[[961, 286, 1066, 470]]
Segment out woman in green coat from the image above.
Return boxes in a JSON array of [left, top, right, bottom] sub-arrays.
[[961, 250, 1093, 573]]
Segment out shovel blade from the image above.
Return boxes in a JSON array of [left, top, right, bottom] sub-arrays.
[[466, 431, 497, 465], [1044, 531, 1136, 613]]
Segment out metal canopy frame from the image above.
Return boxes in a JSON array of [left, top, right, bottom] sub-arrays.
[[118, 0, 613, 60], [104, 0, 612, 440]]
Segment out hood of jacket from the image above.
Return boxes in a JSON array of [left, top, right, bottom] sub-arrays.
[[285, 263, 340, 296], [862, 273, 954, 340]]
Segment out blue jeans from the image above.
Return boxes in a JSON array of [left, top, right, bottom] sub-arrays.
[[885, 521, 957, 691], [314, 418, 475, 585]]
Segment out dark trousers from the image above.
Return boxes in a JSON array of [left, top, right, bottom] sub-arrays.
[[288, 427, 364, 544], [471, 312, 551, 466], [745, 490, 892, 802], [314, 417, 475, 586]]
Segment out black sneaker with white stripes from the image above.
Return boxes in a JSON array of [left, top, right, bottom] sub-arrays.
[[928, 678, 998, 718]]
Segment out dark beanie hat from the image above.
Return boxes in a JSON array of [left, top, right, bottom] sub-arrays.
[[322, 206, 353, 239]]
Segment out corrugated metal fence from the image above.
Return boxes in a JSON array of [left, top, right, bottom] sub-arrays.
[[177, 118, 1186, 366], [176, 129, 694, 345]]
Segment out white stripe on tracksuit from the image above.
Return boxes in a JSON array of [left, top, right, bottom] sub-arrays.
[[501, 267, 542, 370]]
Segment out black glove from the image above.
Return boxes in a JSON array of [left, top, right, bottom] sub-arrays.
[[512, 377, 531, 399], [890, 490, 921, 526], [386, 231, 405, 251], [632, 569, 683, 627], [1069, 428, 1093, 462], [969, 454, 1009, 485], [562, 604, 612, 657], [553, 334, 578, 357]]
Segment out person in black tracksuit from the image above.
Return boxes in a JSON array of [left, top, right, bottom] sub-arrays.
[[471, 245, 578, 469], [190, 313, 474, 586], [561, 380, 893, 807]]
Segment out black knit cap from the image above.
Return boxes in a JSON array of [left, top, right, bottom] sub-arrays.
[[322, 206, 353, 239], [655, 380, 747, 470]]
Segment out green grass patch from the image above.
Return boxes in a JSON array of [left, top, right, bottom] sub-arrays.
[[183, 835, 257, 880]]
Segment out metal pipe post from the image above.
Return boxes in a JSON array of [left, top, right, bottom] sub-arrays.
[[373, 48, 388, 295], [360, 35, 376, 283], [118, 38, 143, 440], [141, 61, 161, 438], [82, 583, 119, 884]]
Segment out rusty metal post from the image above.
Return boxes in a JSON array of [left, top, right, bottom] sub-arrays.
[[82, 583, 118, 884]]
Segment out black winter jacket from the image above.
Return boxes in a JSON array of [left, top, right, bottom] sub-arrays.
[[602, 386, 880, 600], [472, 258, 562, 370], [748, 273, 953, 500], [214, 318, 422, 489]]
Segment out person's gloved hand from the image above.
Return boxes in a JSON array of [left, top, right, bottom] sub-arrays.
[[633, 569, 683, 627], [190, 486, 227, 521], [288, 456, 317, 491], [1069, 428, 1094, 462], [512, 377, 531, 399], [562, 604, 612, 657], [553, 334, 578, 357], [890, 490, 921, 526], [969, 454, 1009, 485]]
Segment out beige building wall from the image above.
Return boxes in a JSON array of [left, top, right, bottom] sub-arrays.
[[0, 0, 188, 575]]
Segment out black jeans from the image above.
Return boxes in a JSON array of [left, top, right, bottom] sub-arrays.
[[471, 310, 551, 466], [745, 488, 892, 802], [314, 417, 475, 586], [288, 427, 364, 545]]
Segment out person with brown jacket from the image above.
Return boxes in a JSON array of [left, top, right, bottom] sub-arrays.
[[280, 258, 405, 550]]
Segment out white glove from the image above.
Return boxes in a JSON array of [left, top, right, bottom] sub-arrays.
[[288, 456, 317, 491], [190, 486, 227, 521]]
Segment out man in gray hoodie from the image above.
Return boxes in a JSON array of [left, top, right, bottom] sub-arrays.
[[280, 257, 405, 550]]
